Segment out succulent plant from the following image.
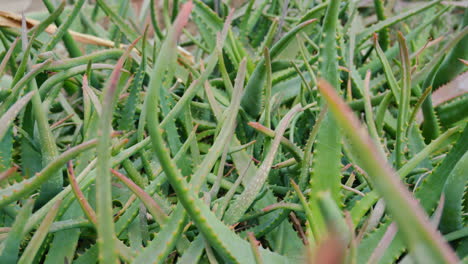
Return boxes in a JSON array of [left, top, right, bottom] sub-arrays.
[[0, 0, 466, 263]]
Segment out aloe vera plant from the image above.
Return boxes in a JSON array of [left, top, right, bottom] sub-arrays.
[[0, 0, 466, 263]]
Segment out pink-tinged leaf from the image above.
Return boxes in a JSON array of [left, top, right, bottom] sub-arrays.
[[95, 35, 141, 264], [0, 166, 18, 184], [217, 8, 234, 47], [368, 222, 398, 264], [431, 194, 445, 227], [316, 79, 458, 263], [17, 199, 62, 263], [67, 161, 97, 225], [173, 1, 193, 40], [247, 232, 263, 264], [310, 231, 346, 264], [431, 71, 468, 106], [104, 36, 141, 103], [111, 169, 168, 224]]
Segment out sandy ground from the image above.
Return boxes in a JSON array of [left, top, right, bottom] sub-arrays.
[[0, 0, 45, 13]]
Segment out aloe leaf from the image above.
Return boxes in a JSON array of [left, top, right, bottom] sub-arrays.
[[317, 79, 458, 263], [350, 191, 380, 226], [355, 0, 441, 48], [413, 26, 468, 87], [28, 1, 65, 38], [439, 150, 468, 233], [0, 199, 34, 263], [177, 236, 205, 264], [45, 49, 124, 71], [367, 222, 398, 264], [247, 232, 264, 264], [120, 30, 147, 131], [192, 0, 247, 69], [149, 0, 164, 39], [95, 0, 142, 50], [73, 244, 98, 264], [0, 91, 34, 140], [317, 191, 351, 245], [23, 136, 145, 234], [95, 38, 139, 264], [308, 0, 342, 242], [67, 161, 97, 225], [373, 34, 400, 105], [38, 63, 116, 98], [419, 26, 468, 142], [399, 126, 458, 177], [132, 205, 186, 264], [42, 0, 83, 58], [46, 135, 193, 261], [362, 71, 381, 144], [436, 94, 468, 128], [431, 9, 468, 90], [0, 37, 18, 78], [111, 169, 168, 224], [394, 32, 412, 169], [359, 6, 449, 75], [0, 0, 465, 261], [247, 122, 303, 162], [416, 124, 468, 212], [407, 86, 432, 132], [373, 0, 389, 50], [17, 200, 62, 264], [43, 201, 81, 264], [291, 180, 316, 246], [29, 64, 64, 205], [241, 19, 317, 118], [11, 22, 36, 87], [191, 0, 222, 51], [375, 92, 393, 135], [224, 104, 302, 225], [145, 3, 291, 262], [0, 137, 99, 206], [43, 0, 85, 53]]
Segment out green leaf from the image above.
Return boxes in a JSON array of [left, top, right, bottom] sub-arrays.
[[317, 79, 458, 263], [18, 200, 62, 264], [0, 199, 34, 263]]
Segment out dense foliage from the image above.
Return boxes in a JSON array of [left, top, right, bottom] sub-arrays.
[[0, 0, 467, 263]]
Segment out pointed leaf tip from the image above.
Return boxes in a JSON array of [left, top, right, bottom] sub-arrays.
[[174, 1, 194, 39]]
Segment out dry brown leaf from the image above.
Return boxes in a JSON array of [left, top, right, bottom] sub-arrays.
[[0, 10, 194, 63]]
